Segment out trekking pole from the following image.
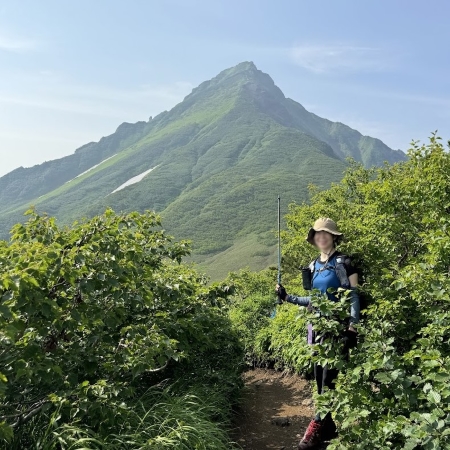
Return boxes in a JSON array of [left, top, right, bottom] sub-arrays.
[[274, 195, 283, 308], [277, 195, 281, 286]]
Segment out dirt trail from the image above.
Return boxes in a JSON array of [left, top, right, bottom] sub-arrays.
[[232, 368, 324, 450]]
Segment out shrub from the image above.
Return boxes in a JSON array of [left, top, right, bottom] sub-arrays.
[[227, 269, 311, 374], [0, 209, 242, 448], [227, 270, 276, 366], [281, 135, 450, 449]]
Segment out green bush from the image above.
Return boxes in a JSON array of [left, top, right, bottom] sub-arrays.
[[228, 135, 450, 448], [0, 209, 242, 449], [227, 270, 276, 366], [258, 304, 311, 374], [280, 135, 450, 449], [7, 387, 233, 450], [227, 269, 311, 374]]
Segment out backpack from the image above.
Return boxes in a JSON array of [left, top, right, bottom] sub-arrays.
[[301, 254, 370, 312]]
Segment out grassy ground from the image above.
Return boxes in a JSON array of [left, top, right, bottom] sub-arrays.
[[191, 234, 278, 281]]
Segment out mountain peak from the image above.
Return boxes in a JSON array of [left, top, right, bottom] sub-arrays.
[[214, 61, 271, 84], [223, 60, 258, 75], [0, 62, 406, 278], [184, 61, 284, 108], [231, 60, 258, 71]]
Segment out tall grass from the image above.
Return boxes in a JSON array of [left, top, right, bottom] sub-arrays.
[[9, 387, 236, 450]]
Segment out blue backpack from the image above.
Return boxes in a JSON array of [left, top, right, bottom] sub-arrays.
[[302, 254, 351, 290], [302, 254, 369, 311]]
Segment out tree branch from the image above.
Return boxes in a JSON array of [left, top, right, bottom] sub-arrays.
[[6, 400, 49, 428], [147, 360, 169, 373]]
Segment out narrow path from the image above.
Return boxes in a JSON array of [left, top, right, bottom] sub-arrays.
[[232, 368, 319, 450]]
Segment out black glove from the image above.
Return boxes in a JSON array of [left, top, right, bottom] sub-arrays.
[[276, 284, 288, 302], [341, 329, 358, 350]]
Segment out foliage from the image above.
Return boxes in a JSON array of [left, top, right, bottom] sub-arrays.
[[226, 270, 276, 366], [279, 135, 450, 449], [0, 209, 242, 449], [0, 62, 404, 279], [226, 269, 311, 373], [6, 387, 234, 450]]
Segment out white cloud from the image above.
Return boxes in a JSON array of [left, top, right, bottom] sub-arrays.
[[0, 75, 195, 176], [0, 34, 38, 52], [376, 91, 450, 108], [334, 81, 450, 108], [0, 79, 194, 118], [290, 43, 389, 74]]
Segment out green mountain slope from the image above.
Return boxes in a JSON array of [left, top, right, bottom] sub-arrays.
[[283, 100, 406, 167], [0, 62, 406, 278]]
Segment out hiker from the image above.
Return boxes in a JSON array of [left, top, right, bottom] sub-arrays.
[[276, 218, 360, 450]]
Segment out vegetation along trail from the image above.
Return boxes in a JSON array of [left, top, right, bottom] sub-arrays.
[[3, 138, 450, 448]]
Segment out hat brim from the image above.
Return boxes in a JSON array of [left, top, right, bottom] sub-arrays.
[[306, 227, 343, 246]]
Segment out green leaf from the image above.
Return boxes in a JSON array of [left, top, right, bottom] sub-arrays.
[[375, 372, 391, 384], [0, 304, 13, 319], [428, 390, 442, 404], [0, 422, 14, 442]]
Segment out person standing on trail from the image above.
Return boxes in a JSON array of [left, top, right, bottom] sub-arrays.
[[276, 218, 360, 450]]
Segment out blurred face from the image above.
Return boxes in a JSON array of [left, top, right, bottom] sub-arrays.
[[314, 231, 334, 250]]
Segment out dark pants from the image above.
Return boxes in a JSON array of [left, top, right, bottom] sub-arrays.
[[314, 363, 338, 395], [314, 363, 338, 429], [313, 331, 352, 396], [313, 348, 352, 432], [313, 335, 349, 425], [312, 331, 354, 431]]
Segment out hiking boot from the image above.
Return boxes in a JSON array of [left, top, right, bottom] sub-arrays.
[[298, 419, 323, 449], [322, 415, 338, 441]]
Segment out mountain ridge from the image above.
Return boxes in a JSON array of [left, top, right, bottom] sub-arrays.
[[0, 62, 406, 278]]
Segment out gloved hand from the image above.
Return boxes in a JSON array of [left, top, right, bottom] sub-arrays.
[[341, 329, 358, 350], [275, 284, 288, 302]]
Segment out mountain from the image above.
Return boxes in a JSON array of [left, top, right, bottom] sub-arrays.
[[0, 62, 406, 278]]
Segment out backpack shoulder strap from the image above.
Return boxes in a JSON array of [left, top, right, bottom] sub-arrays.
[[309, 256, 319, 272], [335, 254, 348, 265], [334, 254, 351, 288]]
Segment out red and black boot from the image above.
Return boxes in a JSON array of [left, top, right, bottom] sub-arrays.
[[322, 414, 338, 441], [298, 419, 324, 449]]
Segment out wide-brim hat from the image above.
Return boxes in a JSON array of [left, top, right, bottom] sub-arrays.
[[306, 217, 343, 246]]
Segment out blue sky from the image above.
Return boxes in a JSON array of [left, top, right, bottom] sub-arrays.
[[1, 0, 449, 176]]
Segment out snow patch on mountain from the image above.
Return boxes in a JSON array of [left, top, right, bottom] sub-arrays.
[[110, 165, 160, 194], [66, 154, 117, 183]]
